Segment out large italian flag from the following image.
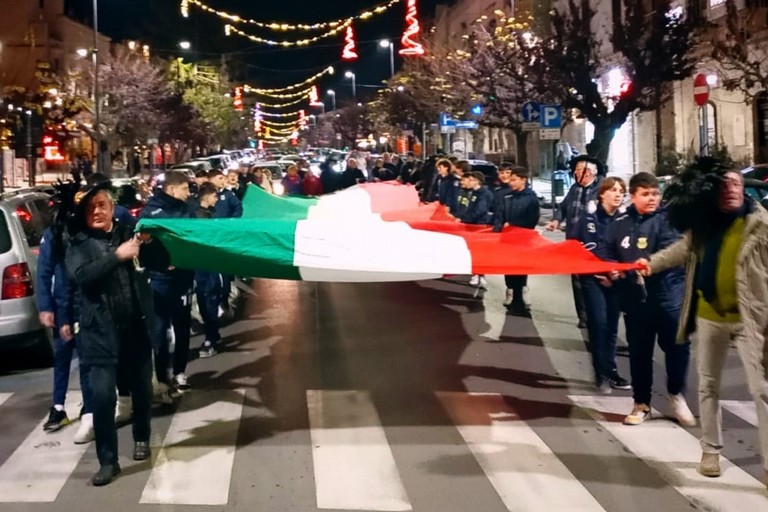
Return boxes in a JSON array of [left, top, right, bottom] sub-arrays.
[[135, 183, 638, 282]]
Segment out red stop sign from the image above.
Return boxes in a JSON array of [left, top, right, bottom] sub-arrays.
[[693, 73, 710, 107]]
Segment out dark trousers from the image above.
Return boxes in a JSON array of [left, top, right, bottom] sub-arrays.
[[624, 302, 691, 405], [195, 272, 221, 345], [571, 275, 588, 323], [220, 275, 233, 309], [151, 282, 192, 383], [504, 275, 528, 303], [53, 334, 93, 413], [89, 328, 152, 467], [580, 277, 621, 383]]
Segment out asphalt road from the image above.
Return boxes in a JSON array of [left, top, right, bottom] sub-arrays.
[[0, 250, 765, 511]]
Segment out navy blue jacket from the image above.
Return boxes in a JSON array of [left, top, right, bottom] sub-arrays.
[[599, 205, 685, 309], [213, 188, 243, 218], [577, 205, 622, 253], [492, 186, 540, 232], [427, 173, 461, 213], [35, 227, 74, 328], [114, 204, 136, 227], [554, 177, 603, 240], [140, 191, 195, 291], [457, 187, 493, 225]]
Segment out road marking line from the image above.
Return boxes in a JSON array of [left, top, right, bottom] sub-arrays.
[[437, 392, 606, 512], [0, 393, 12, 408], [0, 392, 87, 502], [569, 395, 768, 511], [140, 389, 245, 505], [307, 390, 411, 511], [722, 400, 758, 427]]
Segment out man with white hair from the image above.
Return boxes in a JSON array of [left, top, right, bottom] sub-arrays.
[[339, 158, 366, 190]]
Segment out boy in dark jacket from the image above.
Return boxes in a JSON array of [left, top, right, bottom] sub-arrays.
[[66, 182, 167, 486], [139, 171, 195, 395], [599, 172, 693, 427], [193, 182, 223, 358], [37, 224, 93, 440], [493, 166, 540, 315]]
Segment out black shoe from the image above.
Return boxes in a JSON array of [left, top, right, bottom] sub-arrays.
[[507, 302, 532, 317], [133, 441, 151, 461], [610, 376, 632, 390], [91, 464, 121, 486], [43, 407, 70, 432]]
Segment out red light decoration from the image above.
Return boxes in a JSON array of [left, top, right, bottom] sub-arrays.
[[309, 85, 323, 107], [399, 0, 425, 57], [342, 25, 358, 61], [234, 86, 244, 111], [258, 140, 264, 151], [298, 110, 307, 128], [42, 135, 65, 163]]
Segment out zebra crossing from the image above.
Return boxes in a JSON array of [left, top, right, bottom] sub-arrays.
[[0, 389, 765, 511]]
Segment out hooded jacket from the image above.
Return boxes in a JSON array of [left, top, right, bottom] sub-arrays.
[[139, 190, 195, 290]]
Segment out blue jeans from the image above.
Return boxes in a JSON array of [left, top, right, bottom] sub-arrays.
[[580, 276, 621, 383], [90, 325, 152, 467], [52, 334, 92, 414], [624, 302, 691, 405]]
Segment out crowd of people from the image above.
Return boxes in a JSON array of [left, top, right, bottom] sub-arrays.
[[33, 151, 768, 487]]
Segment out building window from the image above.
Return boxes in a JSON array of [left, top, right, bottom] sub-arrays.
[[698, 101, 717, 155]]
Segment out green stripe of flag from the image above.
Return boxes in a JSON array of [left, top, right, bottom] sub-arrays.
[[136, 217, 302, 280], [241, 184, 317, 220]]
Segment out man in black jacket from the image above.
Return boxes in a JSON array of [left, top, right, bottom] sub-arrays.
[[140, 171, 195, 396], [66, 182, 166, 486], [493, 166, 540, 315]]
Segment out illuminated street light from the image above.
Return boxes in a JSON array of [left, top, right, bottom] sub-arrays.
[[179, 40, 191, 50], [344, 71, 356, 99], [76, 48, 89, 58], [327, 89, 336, 110], [379, 39, 395, 77]]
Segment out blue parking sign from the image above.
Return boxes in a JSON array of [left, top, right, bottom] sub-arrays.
[[540, 105, 562, 128]]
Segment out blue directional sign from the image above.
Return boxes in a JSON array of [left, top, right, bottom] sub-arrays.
[[521, 102, 541, 122], [540, 105, 563, 129], [439, 112, 456, 127], [455, 120, 479, 129]]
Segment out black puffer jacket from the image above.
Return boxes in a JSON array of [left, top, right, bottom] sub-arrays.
[[65, 222, 167, 366]]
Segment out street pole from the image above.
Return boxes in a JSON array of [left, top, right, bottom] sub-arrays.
[[25, 111, 34, 186], [389, 44, 394, 78], [93, 0, 102, 175]]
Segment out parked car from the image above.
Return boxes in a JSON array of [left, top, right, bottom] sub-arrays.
[[741, 164, 768, 182], [0, 191, 55, 362], [171, 161, 212, 176], [660, 175, 768, 209], [111, 178, 150, 218]]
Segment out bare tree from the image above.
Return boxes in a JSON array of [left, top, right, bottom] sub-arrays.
[[710, 0, 768, 101], [540, 0, 698, 163]]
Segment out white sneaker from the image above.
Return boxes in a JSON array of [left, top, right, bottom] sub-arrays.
[[115, 396, 132, 423], [153, 382, 174, 405], [469, 275, 480, 286], [73, 413, 94, 444], [174, 373, 191, 392], [478, 276, 487, 289], [503, 288, 514, 306], [522, 286, 531, 307], [669, 394, 696, 426]]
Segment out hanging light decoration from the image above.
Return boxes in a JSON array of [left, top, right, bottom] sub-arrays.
[[399, 0, 425, 57], [309, 85, 324, 107], [341, 25, 358, 61], [244, 66, 334, 94], [181, 0, 190, 18]]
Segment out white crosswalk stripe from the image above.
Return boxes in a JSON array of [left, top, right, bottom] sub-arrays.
[[569, 395, 768, 511], [0, 390, 766, 509], [0, 393, 13, 408], [307, 389, 412, 511], [722, 400, 759, 427], [140, 389, 246, 505], [0, 392, 88, 503], [437, 391, 606, 512]]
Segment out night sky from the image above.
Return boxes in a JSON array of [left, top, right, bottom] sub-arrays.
[[67, 0, 447, 104]]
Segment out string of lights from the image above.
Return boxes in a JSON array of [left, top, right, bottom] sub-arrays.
[[181, 0, 402, 31], [224, 21, 351, 47], [259, 110, 302, 118], [244, 66, 334, 94], [255, 95, 309, 108], [260, 118, 301, 128], [245, 86, 313, 100]]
